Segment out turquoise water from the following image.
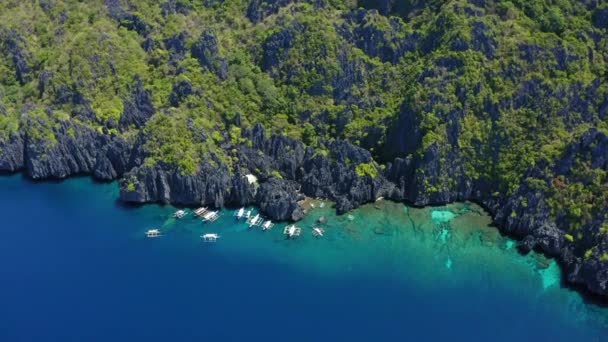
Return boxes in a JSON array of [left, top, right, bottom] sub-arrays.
[[0, 174, 607, 341]]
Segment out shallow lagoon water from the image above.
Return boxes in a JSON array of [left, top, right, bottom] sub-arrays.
[[0, 174, 607, 341]]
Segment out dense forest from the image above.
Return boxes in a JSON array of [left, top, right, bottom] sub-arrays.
[[1, 0, 607, 296]]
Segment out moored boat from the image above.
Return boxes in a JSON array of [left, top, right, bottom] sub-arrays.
[[201, 233, 220, 242], [173, 210, 187, 219], [146, 229, 161, 238]]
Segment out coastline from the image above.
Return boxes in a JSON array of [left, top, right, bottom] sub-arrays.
[[2, 168, 608, 308], [2, 174, 607, 340]]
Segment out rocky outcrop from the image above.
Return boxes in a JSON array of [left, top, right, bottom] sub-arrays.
[[246, 0, 326, 23], [228, 169, 258, 206], [163, 31, 189, 65], [116, 123, 393, 220], [105, 0, 150, 36], [161, 0, 192, 17], [93, 137, 134, 180], [11, 114, 137, 181], [339, 9, 417, 64], [169, 80, 195, 107], [24, 121, 108, 179], [0, 134, 24, 172], [260, 25, 301, 76], [119, 76, 155, 130], [120, 159, 232, 207], [299, 140, 394, 213], [592, 6, 608, 30], [256, 177, 304, 221], [1, 30, 31, 85], [191, 30, 228, 80]]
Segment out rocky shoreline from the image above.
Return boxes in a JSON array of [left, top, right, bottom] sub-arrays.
[[1, 121, 607, 299]]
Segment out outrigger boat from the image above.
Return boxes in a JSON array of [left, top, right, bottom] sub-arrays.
[[261, 220, 274, 231], [194, 207, 208, 217], [247, 214, 263, 228], [201, 233, 220, 242], [202, 211, 220, 222], [312, 227, 325, 237], [234, 207, 245, 220], [283, 225, 302, 239], [146, 229, 161, 238], [173, 210, 187, 219]]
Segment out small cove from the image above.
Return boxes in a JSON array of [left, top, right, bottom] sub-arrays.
[[0, 174, 607, 341]]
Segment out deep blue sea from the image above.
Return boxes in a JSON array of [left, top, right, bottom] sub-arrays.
[[0, 174, 607, 341]]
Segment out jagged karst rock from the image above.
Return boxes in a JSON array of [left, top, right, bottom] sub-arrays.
[[256, 178, 304, 221], [52, 85, 98, 122], [2, 30, 31, 85], [162, 31, 189, 66], [164, 31, 189, 57], [169, 79, 195, 107], [24, 120, 106, 179], [471, 21, 496, 58], [260, 25, 300, 75], [246, 0, 326, 23], [384, 102, 423, 159], [38, 71, 53, 98], [161, 0, 192, 17], [105, 0, 150, 35], [119, 76, 155, 130], [228, 169, 259, 206], [191, 30, 228, 80], [120, 159, 232, 207], [119, 14, 150, 36], [592, 6, 608, 30], [339, 9, 417, 63], [0, 134, 24, 172], [93, 137, 133, 180], [38, 0, 54, 13]]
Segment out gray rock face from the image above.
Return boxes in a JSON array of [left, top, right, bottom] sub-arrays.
[[161, 0, 192, 17], [0, 134, 24, 172], [119, 76, 155, 130], [592, 7, 608, 30], [246, 0, 326, 23], [339, 9, 417, 64], [14, 115, 136, 181], [25, 121, 103, 179], [256, 178, 304, 221], [105, 0, 150, 36], [260, 25, 300, 76], [93, 137, 133, 180], [169, 80, 195, 107], [120, 159, 231, 207], [191, 30, 228, 80], [2, 30, 31, 85]]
